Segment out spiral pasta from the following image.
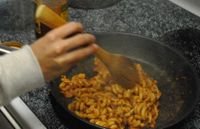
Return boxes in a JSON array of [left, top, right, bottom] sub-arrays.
[[59, 58, 161, 129]]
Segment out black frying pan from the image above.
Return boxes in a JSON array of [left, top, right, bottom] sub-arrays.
[[50, 32, 200, 129]]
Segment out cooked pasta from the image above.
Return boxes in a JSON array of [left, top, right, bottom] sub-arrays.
[[59, 58, 161, 129]]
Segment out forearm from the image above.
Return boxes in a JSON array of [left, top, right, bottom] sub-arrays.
[[0, 45, 45, 105]]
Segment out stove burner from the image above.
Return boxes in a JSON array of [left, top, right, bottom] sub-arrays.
[[69, 0, 122, 9]]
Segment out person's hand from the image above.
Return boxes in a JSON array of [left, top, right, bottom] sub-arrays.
[[31, 22, 98, 82]]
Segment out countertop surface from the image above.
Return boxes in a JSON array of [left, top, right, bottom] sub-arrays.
[[1, 0, 200, 129]]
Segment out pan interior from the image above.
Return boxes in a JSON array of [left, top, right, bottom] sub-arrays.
[[51, 33, 199, 129]]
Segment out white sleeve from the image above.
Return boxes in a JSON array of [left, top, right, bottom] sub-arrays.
[[0, 45, 46, 106]]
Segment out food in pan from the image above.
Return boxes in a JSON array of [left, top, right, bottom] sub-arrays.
[[59, 58, 161, 129]]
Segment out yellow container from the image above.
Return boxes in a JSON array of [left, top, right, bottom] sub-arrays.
[[36, 0, 68, 20], [35, 0, 68, 38]]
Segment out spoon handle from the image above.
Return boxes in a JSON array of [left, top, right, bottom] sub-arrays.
[[95, 47, 112, 66]]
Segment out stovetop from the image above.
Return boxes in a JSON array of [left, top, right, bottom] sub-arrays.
[[1, 0, 200, 129]]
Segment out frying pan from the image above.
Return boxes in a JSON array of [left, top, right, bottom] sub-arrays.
[[50, 32, 200, 129]]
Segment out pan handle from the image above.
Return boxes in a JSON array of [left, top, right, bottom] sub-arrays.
[[0, 41, 22, 55], [0, 45, 16, 55]]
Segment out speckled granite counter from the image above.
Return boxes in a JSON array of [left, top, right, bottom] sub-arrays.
[[1, 0, 200, 129]]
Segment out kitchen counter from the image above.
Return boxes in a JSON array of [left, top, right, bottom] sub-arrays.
[[1, 0, 200, 129]]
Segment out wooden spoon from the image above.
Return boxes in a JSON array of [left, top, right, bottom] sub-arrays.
[[35, 5, 140, 88]]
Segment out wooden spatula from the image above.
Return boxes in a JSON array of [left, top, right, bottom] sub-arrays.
[[35, 4, 140, 88]]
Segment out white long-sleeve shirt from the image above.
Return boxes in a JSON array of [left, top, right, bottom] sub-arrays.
[[0, 45, 46, 105]]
